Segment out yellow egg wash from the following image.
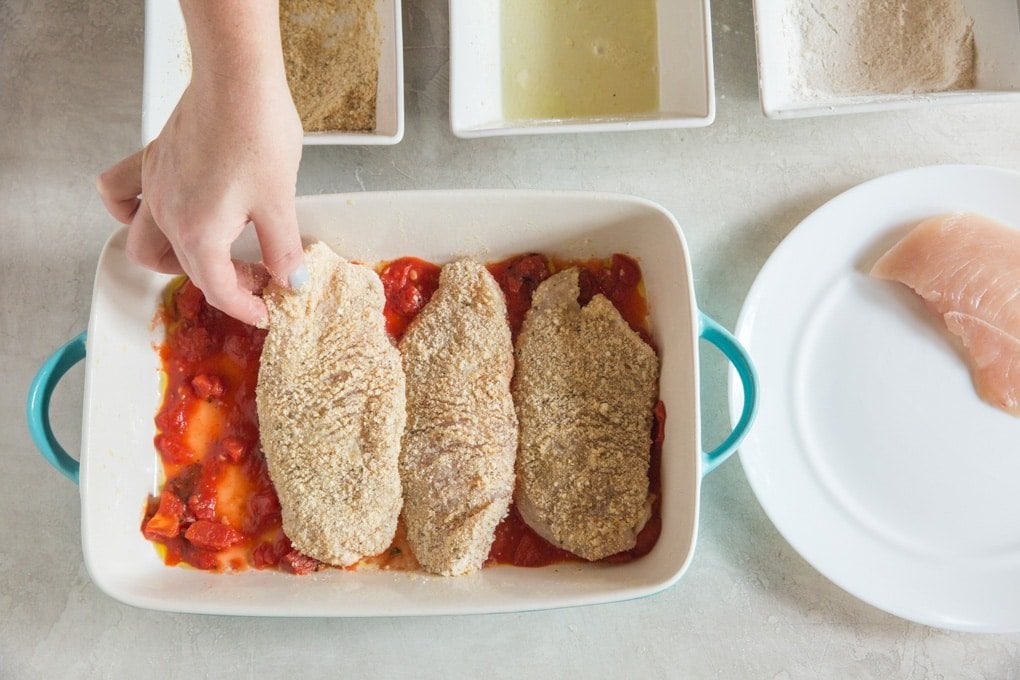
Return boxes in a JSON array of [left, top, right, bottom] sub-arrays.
[[501, 0, 660, 120]]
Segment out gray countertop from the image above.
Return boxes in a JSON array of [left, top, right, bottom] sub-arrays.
[[3, 1, 1020, 678]]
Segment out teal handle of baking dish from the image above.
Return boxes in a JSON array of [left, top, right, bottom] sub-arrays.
[[699, 312, 758, 476], [26, 322, 753, 484], [27, 331, 86, 485]]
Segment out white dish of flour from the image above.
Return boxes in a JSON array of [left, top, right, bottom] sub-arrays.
[[752, 0, 1020, 119]]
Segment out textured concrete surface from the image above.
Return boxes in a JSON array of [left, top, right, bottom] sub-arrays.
[[2, 0, 1020, 678]]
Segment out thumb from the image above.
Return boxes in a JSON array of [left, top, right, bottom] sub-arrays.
[[251, 203, 306, 290]]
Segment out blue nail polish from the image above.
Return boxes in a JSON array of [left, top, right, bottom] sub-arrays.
[[288, 264, 310, 291]]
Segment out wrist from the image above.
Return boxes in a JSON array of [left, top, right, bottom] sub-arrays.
[[182, 1, 288, 94]]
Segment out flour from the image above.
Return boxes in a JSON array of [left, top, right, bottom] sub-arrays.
[[785, 0, 977, 99]]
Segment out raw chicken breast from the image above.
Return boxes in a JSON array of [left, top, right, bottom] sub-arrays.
[[871, 212, 1020, 416]]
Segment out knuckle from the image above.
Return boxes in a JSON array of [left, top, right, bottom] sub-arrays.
[[95, 170, 115, 198], [125, 241, 157, 269], [146, 201, 168, 229]]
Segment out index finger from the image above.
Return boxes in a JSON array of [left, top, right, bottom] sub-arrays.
[[97, 149, 144, 225], [185, 241, 269, 327]]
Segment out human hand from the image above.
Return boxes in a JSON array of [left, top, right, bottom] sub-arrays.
[[97, 0, 305, 327]]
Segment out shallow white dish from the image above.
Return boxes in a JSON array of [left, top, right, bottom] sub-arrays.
[[142, 0, 404, 145], [29, 191, 755, 616], [449, 0, 715, 137], [732, 165, 1020, 632], [752, 1, 1020, 119]]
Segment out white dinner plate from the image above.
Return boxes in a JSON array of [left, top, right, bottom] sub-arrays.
[[731, 165, 1020, 632]]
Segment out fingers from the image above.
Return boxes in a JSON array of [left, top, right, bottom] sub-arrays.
[[186, 239, 269, 327], [126, 201, 185, 275], [97, 150, 144, 224], [235, 260, 271, 295], [251, 203, 306, 288], [128, 204, 267, 325]]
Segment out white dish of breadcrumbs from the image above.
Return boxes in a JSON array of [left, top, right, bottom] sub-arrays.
[[142, 0, 404, 145]]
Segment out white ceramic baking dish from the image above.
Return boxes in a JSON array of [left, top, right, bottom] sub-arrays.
[[752, 0, 1020, 119], [28, 191, 756, 616], [449, 0, 715, 137], [142, 0, 404, 145]]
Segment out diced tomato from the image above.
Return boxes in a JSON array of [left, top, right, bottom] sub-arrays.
[[175, 281, 204, 322], [378, 258, 441, 340], [244, 491, 281, 535], [281, 550, 320, 575], [505, 254, 549, 295], [652, 401, 666, 446], [576, 267, 597, 306], [161, 537, 185, 565], [143, 490, 185, 540], [184, 520, 244, 551], [380, 258, 411, 293], [219, 437, 246, 463], [187, 491, 217, 521], [594, 267, 620, 301], [612, 253, 641, 288], [154, 433, 194, 465], [395, 284, 424, 316], [176, 325, 213, 363], [187, 549, 221, 571], [381, 260, 440, 303], [191, 373, 225, 400], [164, 464, 201, 499], [155, 396, 189, 436], [251, 542, 279, 569], [249, 490, 281, 523]]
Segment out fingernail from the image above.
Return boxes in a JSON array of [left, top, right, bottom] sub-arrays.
[[288, 263, 309, 291]]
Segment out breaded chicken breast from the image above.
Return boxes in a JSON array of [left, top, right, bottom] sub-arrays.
[[256, 242, 405, 566], [513, 268, 659, 561], [399, 259, 517, 576]]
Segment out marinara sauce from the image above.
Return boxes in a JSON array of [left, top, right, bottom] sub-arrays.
[[142, 279, 320, 574], [144, 254, 663, 573]]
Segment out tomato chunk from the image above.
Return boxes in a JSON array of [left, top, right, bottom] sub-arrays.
[[504, 254, 550, 296], [652, 401, 666, 446], [395, 284, 424, 316], [175, 280, 204, 322], [281, 550, 320, 575], [143, 490, 185, 540], [184, 520, 244, 551], [219, 437, 246, 463], [191, 373, 225, 400], [612, 253, 641, 288], [187, 491, 217, 521], [251, 542, 280, 569], [154, 433, 195, 466]]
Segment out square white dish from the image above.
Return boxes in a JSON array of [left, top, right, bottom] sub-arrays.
[[61, 190, 740, 616], [449, 0, 715, 137], [752, 0, 1020, 119], [142, 0, 404, 145]]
